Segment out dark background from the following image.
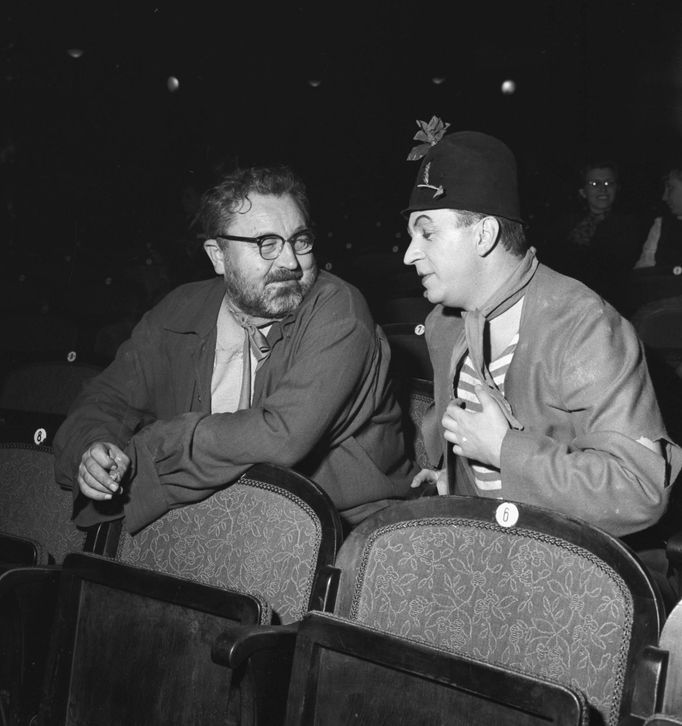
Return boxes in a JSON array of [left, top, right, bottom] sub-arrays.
[[3, 0, 682, 278]]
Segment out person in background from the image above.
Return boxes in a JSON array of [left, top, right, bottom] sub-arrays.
[[634, 164, 682, 273], [54, 164, 415, 534], [546, 160, 644, 316]]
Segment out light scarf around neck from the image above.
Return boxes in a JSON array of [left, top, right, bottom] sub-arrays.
[[223, 299, 273, 410], [448, 247, 539, 430]]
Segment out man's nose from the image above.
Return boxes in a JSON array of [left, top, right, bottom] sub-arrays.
[[403, 239, 421, 266], [277, 240, 300, 269]]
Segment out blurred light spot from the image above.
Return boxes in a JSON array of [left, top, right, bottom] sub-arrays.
[[501, 79, 516, 95], [167, 76, 180, 92], [68, 48, 84, 59], [431, 76, 446, 85], [308, 79, 321, 87]]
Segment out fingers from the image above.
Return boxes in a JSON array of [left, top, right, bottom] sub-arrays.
[[435, 469, 449, 496], [410, 468, 438, 487], [77, 442, 129, 501]]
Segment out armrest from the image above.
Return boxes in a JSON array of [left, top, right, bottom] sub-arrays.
[[311, 564, 341, 612], [666, 531, 682, 567], [630, 645, 668, 720], [211, 622, 299, 669]]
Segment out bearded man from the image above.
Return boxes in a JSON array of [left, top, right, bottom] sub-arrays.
[[55, 165, 414, 533]]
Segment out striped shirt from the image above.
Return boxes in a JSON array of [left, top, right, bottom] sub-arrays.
[[455, 332, 519, 492]]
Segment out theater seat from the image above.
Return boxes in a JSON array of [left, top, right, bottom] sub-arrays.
[[631, 597, 682, 723], [283, 610, 586, 725], [108, 463, 344, 725], [114, 463, 343, 625], [0, 358, 101, 416], [0, 442, 117, 726], [0, 443, 86, 566], [304, 496, 664, 725], [383, 322, 433, 382], [28, 552, 268, 726]]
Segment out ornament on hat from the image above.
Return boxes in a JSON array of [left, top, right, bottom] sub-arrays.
[[407, 116, 451, 199], [406, 116, 450, 161]]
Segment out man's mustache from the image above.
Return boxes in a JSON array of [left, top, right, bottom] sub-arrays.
[[266, 269, 303, 283]]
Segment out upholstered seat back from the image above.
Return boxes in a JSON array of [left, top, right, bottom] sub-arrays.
[[0, 360, 101, 415], [0, 442, 84, 564], [117, 465, 341, 625], [333, 498, 662, 726], [405, 379, 434, 470]]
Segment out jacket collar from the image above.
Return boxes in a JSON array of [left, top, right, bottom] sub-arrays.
[[162, 277, 226, 338]]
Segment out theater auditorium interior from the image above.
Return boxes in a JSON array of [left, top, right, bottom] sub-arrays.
[[2, 1, 682, 724]]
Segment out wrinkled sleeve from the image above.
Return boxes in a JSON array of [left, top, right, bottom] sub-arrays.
[[500, 309, 682, 536], [119, 301, 383, 533], [633, 217, 661, 269], [53, 310, 160, 497]]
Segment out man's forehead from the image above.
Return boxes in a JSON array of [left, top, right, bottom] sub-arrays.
[[230, 193, 303, 229], [408, 209, 457, 228]]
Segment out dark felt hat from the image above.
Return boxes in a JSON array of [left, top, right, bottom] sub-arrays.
[[403, 130, 523, 223]]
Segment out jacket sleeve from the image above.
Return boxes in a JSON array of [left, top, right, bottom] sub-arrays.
[[500, 307, 681, 537], [53, 310, 162, 497], [110, 295, 387, 533]]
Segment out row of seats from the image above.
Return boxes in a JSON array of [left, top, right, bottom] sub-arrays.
[[1, 440, 682, 724]]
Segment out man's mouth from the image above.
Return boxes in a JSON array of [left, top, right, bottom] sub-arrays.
[[267, 272, 303, 284]]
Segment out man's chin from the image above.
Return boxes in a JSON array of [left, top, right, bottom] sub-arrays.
[[264, 287, 305, 317]]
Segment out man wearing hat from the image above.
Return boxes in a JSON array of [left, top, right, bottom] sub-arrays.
[[404, 117, 681, 539]]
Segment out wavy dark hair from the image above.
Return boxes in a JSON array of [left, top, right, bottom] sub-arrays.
[[195, 165, 311, 240]]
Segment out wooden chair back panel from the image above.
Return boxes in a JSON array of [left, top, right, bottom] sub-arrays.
[[65, 582, 235, 726], [285, 611, 586, 726], [39, 553, 266, 726]]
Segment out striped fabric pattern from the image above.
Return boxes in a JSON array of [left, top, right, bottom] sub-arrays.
[[456, 333, 519, 491]]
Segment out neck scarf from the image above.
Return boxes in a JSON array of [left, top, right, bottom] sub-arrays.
[[449, 247, 539, 430], [225, 301, 272, 410]]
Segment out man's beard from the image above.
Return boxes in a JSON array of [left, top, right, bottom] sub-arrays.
[[223, 261, 319, 319]]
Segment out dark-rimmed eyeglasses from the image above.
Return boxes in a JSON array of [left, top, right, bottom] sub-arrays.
[[215, 229, 315, 260]]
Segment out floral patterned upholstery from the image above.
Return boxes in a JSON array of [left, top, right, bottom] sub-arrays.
[[343, 518, 635, 726], [407, 384, 434, 470], [117, 475, 325, 625], [0, 443, 85, 564]]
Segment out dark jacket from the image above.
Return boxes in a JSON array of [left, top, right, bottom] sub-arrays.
[[54, 272, 415, 532]]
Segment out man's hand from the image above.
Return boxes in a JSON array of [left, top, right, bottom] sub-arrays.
[[77, 442, 130, 500], [442, 386, 510, 468], [410, 468, 449, 495]]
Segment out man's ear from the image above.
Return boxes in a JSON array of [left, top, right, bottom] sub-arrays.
[[476, 217, 500, 257], [203, 239, 226, 275]]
